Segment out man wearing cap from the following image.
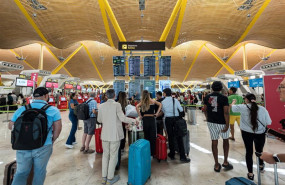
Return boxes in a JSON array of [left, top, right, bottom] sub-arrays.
[[8, 87, 62, 185], [203, 81, 233, 172]]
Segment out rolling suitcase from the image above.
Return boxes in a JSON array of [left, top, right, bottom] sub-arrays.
[[225, 177, 256, 185], [95, 127, 103, 153], [155, 134, 167, 162], [174, 130, 190, 157], [128, 127, 151, 185]]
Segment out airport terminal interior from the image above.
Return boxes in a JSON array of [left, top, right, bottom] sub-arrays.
[[1, 0, 285, 185]]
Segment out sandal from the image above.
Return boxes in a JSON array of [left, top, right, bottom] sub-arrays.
[[247, 173, 254, 180], [222, 163, 234, 171], [214, 163, 221, 172], [259, 163, 265, 172], [80, 146, 85, 152], [84, 149, 95, 154]]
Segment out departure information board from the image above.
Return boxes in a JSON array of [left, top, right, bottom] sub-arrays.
[[144, 56, 156, 76], [113, 56, 125, 76], [113, 80, 125, 98], [128, 56, 141, 76], [129, 80, 141, 100], [144, 80, 156, 98], [159, 56, 171, 76]]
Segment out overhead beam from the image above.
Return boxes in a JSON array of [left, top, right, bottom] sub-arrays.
[[52, 44, 83, 74], [204, 45, 235, 74], [251, 49, 277, 70], [10, 49, 35, 69], [242, 44, 248, 70], [98, 0, 114, 47], [103, 0, 126, 41], [182, 43, 205, 83], [171, 0, 188, 47], [44, 46, 73, 77], [82, 44, 105, 83], [233, 0, 272, 46], [214, 45, 243, 77], [13, 0, 53, 46], [159, 0, 182, 42]]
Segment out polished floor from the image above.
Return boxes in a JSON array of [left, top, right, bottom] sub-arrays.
[[1, 110, 285, 185]]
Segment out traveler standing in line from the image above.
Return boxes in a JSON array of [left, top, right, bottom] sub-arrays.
[[155, 91, 165, 135], [228, 87, 244, 141], [8, 87, 62, 185], [80, 92, 97, 154], [65, 93, 79, 149], [161, 88, 191, 163], [97, 89, 137, 185], [118, 92, 128, 151], [231, 93, 271, 180], [203, 81, 233, 172], [136, 90, 162, 156]]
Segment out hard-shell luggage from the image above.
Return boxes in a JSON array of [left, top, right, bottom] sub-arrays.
[[174, 130, 190, 157], [128, 139, 151, 185], [3, 160, 34, 185], [95, 127, 103, 153], [225, 177, 256, 185], [155, 134, 167, 162]]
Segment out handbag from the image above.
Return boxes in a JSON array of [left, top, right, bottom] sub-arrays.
[[173, 98, 185, 118], [245, 104, 269, 134], [173, 98, 187, 137]]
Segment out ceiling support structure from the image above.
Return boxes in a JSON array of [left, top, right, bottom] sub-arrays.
[[82, 44, 105, 83], [98, 0, 115, 47], [10, 49, 35, 69], [243, 44, 248, 70], [171, 0, 188, 48], [214, 45, 243, 77], [233, 0, 272, 46], [52, 44, 83, 74], [204, 45, 235, 74], [45, 47, 73, 77], [13, 0, 54, 46], [182, 44, 205, 83], [38, 44, 44, 70]]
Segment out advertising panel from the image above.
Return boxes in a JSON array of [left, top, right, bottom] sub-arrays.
[[15, 78, 34, 87], [46, 82, 58, 88], [264, 75, 285, 131]]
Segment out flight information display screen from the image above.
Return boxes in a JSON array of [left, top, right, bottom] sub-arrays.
[[144, 80, 156, 98], [113, 80, 125, 98], [113, 56, 125, 76], [159, 56, 171, 76], [144, 56, 156, 77], [128, 56, 141, 76], [129, 80, 141, 100]]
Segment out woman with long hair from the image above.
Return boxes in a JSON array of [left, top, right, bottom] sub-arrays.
[[136, 90, 162, 156], [231, 93, 271, 180], [65, 93, 79, 149]]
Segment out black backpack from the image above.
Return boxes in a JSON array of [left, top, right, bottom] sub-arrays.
[[11, 104, 51, 150], [76, 99, 93, 120]]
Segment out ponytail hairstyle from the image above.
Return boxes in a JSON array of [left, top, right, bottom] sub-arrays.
[[141, 90, 150, 112], [245, 93, 259, 131]]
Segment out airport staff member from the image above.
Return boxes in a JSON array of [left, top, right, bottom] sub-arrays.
[[8, 87, 62, 185]]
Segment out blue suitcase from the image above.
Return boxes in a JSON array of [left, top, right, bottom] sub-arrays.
[[128, 139, 151, 185], [225, 177, 256, 185]]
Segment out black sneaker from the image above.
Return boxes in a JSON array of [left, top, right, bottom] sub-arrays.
[[180, 158, 191, 163], [168, 153, 175, 160]]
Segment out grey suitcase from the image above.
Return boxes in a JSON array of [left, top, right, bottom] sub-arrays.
[[174, 130, 190, 157]]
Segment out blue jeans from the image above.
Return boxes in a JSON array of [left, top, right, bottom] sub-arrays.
[[12, 145, 53, 185], [66, 113, 78, 145]]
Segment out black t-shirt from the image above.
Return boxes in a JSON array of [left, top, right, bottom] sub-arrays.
[[155, 98, 165, 120], [204, 92, 229, 125]]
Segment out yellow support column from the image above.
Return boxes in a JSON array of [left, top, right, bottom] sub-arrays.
[[243, 44, 248, 70], [204, 45, 235, 74], [38, 44, 44, 70], [52, 44, 83, 74]]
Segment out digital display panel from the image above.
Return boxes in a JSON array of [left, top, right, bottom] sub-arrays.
[[129, 80, 141, 100], [159, 56, 171, 76], [64, 84, 73, 89], [15, 78, 34, 87], [128, 56, 141, 76], [144, 80, 156, 98], [113, 80, 125, 98], [113, 56, 125, 76], [144, 56, 156, 77], [45, 82, 58, 88]]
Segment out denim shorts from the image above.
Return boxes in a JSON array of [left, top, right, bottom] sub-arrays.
[[83, 117, 96, 135]]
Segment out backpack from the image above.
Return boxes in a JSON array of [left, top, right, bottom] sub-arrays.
[[11, 104, 51, 150], [76, 99, 93, 120]]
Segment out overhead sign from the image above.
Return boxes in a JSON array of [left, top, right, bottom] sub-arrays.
[[31, 73, 38, 82], [15, 78, 34, 87], [159, 80, 171, 92], [228, 81, 240, 88], [118, 42, 165, 51], [144, 56, 156, 77], [77, 85, 81, 90], [45, 82, 58, 88], [64, 83, 73, 89], [249, 78, 263, 87], [129, 56, 141, 76], [159, 56, 171, 76]]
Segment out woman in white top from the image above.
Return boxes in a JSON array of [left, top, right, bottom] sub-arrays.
[[231, 93, 271, 181]]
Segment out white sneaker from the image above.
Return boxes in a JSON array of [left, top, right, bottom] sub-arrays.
[[65, 144, 74, 149], [72, 142, 78, 145]]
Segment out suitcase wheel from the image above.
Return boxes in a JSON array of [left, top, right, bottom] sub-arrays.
[[157, 159, 161, 163]]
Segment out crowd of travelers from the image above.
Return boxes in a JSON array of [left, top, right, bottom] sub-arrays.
[[6, 80, 285, 185]]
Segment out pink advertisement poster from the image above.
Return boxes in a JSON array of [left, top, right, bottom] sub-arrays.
[[264, 75, 285, 131], [31, 73, 38, 82], [27, 80, 34, 87]]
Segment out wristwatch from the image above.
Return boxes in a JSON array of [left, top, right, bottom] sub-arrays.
[[273, 154, 281, 163]]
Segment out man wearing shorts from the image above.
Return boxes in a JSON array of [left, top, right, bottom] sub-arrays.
[[203, 81, 233, 172], [80, 92, 97, 154], [228, 87, 244, 141]]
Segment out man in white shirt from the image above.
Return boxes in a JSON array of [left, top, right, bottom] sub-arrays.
[[97, 89, 137, 185]]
